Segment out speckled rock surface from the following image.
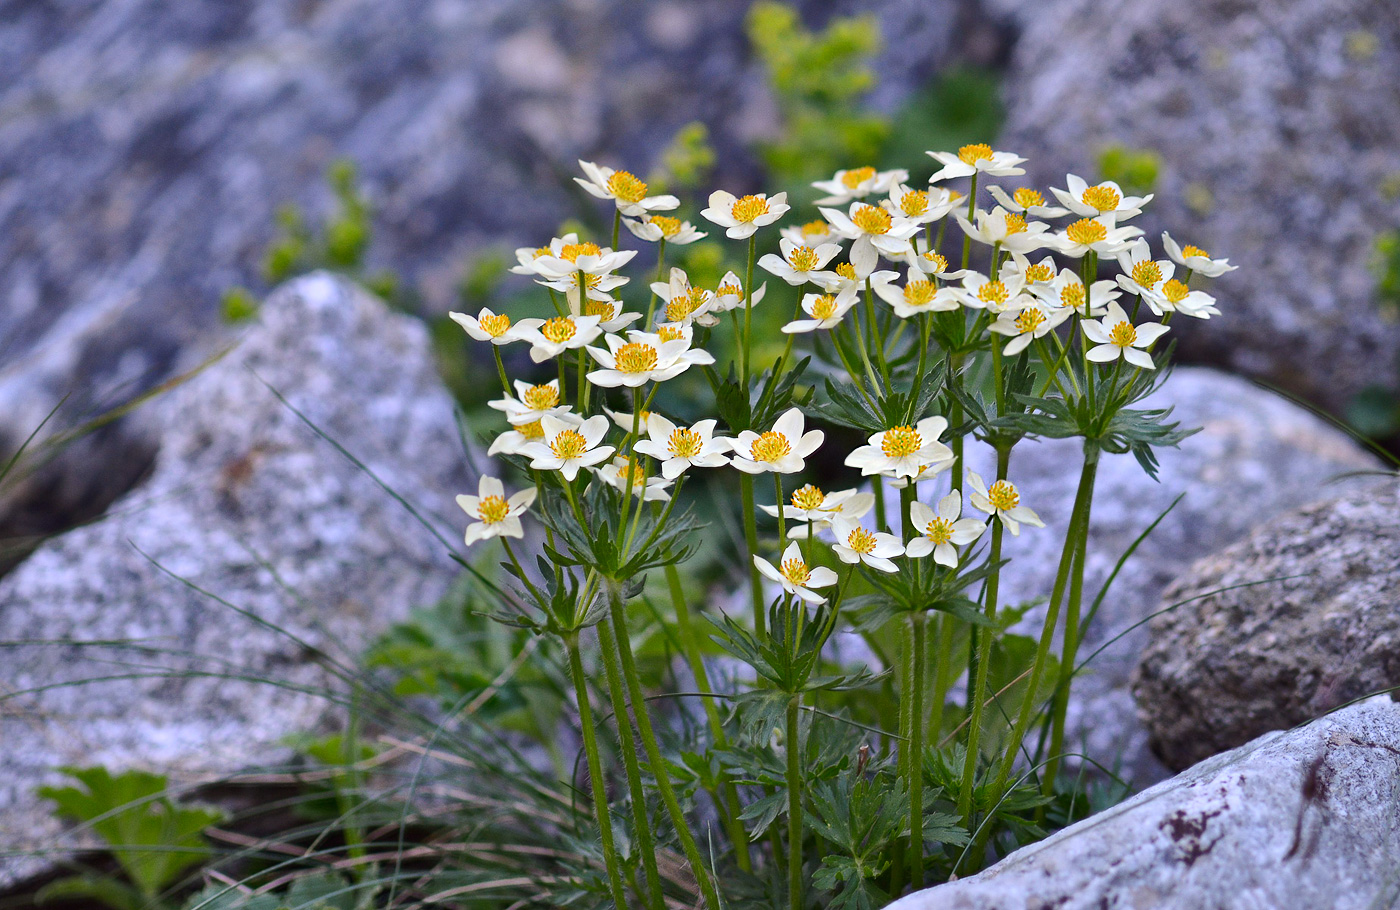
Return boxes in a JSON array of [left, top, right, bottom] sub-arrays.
[[0, 273, 468, 888], [888, 698, 1400, 910], [1133, 479, 1400, 772], [998, 0, 1400, 414], [956, 367, 1379, 787]]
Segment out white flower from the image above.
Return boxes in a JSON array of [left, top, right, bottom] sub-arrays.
[[781, 219, 838, 248], [759, 238, 843, 286], [650, 267, 718, 326], [754, 542, 839, 604], [989, 303, 1070, 355], [729, 408, 823, 475], [999, 253, 1059, 287], [517, 314, 605, 363], [1114, 239, 1175, 298], [489, 415, 575, 457], [927, 144, 1026, 182], [457, 475, 536, 547], [782, 287, 859, 333], [701, 190, 790, 239], [489, 379, 571, 426], [1082, 301, 1169, 369], [986, 185, 1069, 219], [1052, 216, 1142, 259], [904, 249, 967, 281], [816, 261, 898, 295], [1144, 278, 1220, 319], [811, 165, 907, 205], [604, 405, 655, 434], [886, 183, 960, 225], [905, 491, 985, 566], [1032, 269, 1120, 318], [820, 201, 920, 275], [523, 415, 615, 481], [449, 307, 541, 345], [622, 213, 706, 245], [1050, 175, 1152, 222], [634, 414, 730, 479], [585, 329, 714, 388], [955, 206, 1052, 255], [575, 160, 679, 217], [531, 235, 636, 282], [760, 485, 874, 539], [1161, 232, 1237, 277], [830, 518, 904, 573], [872, 271, 962, 319], [566, 287, 642, 333], [710, 271, 767, 313], [844, 417, 954, 480], [967, 472, 1044, 536], [539, 268, 629, 301], [592, 455, 672, 501], [956, 271, 1031, 314], [509, 243, 554, 277]]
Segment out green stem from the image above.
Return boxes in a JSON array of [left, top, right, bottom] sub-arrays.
[[743, 234, 756, 386], [786, 696, 804, 910], [491, 346, 511, 398], [928, 612, 955, 741], [645, 239, 668, 327], [740, 472, 766, 636], [612, 209, 621, 251], [909, 612, 927, 888], [960, 173, 979, 271], [774, 472, 786, 542], [565, 634, 630, 910]]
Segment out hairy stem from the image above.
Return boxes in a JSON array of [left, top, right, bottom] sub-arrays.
[[565, 634, 629, 910], [786, 696, 804, 910]]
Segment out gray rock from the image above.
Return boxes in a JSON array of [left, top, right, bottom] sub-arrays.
[[959, 367, 1379, 787], [1133, 479, 1400, 772], [888, 697, 1400, 910], [997, 0, 1400, 415], [0, 273, 469, 888]]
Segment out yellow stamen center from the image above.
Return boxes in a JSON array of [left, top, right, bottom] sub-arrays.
[[790, 484, 825, 511], [605, 170, 649, 204], [787, 246, 822, 271], [523, 384, 559, 410], [801, 219, 829, 238], [835, 263, 858, 280], [922, 251, 949, 273], [559, 242, 603, 263], [541, 317, 578, 344], [517, 419, 545, 440], [615, 342, 660, 374], [841, 166, 877, 189], [1182, 244, 1211, 258], [750, 431, 792, 463], [904, 281, 937, 308], [667, 428, 703, 459], [1012, 188, 1045, 209], [1161, 279, 1190, 304], [657, 324, 685, 342], [780, 557, 811, 587], [851, 204, 892, 235], [533, 246, 551, 259], [550, 429, 588, 460], [1061, 282, 1087, 310], [845, 526, 878, 555], [650, 215, 683, 238], [811, 294, 839, 320], [1025, 263, 1054, 283], [1131, 260, 1163, 289], [1003, 213, 1028, 235], [987, 480, 1020, 511], [478, 495, 510, 524], [1066, 219, 1107, 245], [958, 143, 994, 166], [924, 517, 955, 545], [618, 462, 648, 489], [1014, 308, 1046, 334], [666, 287, 708, 322], [479, 313, 511, 337], [716, 282, 743, 298], [977, 281, 1010, 307], [584, 299, 617, 321], [900, 190, 929, 217], [1108, 321, 1138, 347], [731, 194, 770, 223], [880, 425, 922, 458], [1081, 185, 1122, 212]]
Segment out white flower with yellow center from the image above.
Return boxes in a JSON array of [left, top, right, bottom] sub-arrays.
[[999, 253, 1059, 288], [887, 183, 960, 226], [830, 518, 905, 573], [488, 413, 574, 457], [955, 206, 1052, 255], [523, 415, 615, 481], [565, 287, 642, 333], [1051, 175, 1152, 222], [489, 379, 571, 426], [1052, 216, 1142, 259], [457, 475, 537, 547], [955, 271, 1031, 315], [532, 237, 637, 281], [592, 455, 673, 501], [1161, 232, 1237, 277], [781, 219, 838, 248], [650, 267, 717, 327], [604, 406, 654, 434], [987, 185, 1069, 219], [872, 271, 962, 319], [509, 243, 555, 277], [449, 307, 541, 345], [760, 486, 874, 538], [539, 268, 629, 301], [1114, 239, 1175, 298], [1082, 301, 1169, 369], [517, 314, 605, 364], [782, 287, 859, 334], [709, 271, 768, 314], [905, 491, 986, 566], [729, 408, 823, 475], [1032, 269, 1120, 318], [759, 238, 844, 286], [904, 249, 967, 281], [622, 213, 706, 245], [1144, 278, 1220, 320], [755, 542, 840, 604], [702, 190, 790, 239], [967, 472, 1044, 536], [575, 160, 680, 217], [927, 143, 1026, 182], [990, 303, 1070, 355], [845, 417, 954, 480], [820, 201, 921, 275], [816, 261, 899, 295], [586, 329, 715, 388], [811, 165, 908, 205], [633, 414, 730, 479]]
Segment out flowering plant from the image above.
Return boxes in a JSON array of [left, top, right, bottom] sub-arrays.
[[450, 147, 1227, 908]]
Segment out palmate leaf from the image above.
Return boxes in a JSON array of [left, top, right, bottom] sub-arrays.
[[708, 357, 813, 433]]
